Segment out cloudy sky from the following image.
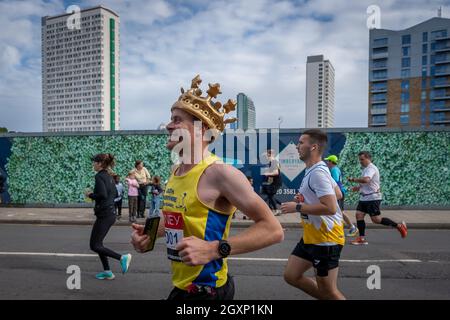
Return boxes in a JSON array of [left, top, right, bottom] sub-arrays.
[[0, 0, 448, 132]]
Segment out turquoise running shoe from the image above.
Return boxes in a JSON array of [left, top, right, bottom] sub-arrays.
[[120, 254, 132, 274], [95, 271, 115, 280]]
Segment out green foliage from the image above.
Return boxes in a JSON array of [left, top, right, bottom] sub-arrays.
[[339, 132, 450, 206], [6, 134, 171, 203], [4, 131, 450, 206]]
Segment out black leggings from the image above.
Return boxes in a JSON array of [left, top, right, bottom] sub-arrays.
[[90, 214, 122, 270], [137, 185, 148, 216], [267, 193, 282, 210], [262, 185, 281, 210], [115, 199, 122, 215]]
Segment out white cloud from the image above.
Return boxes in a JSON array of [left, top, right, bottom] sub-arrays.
[[0, 0, 64, 131], [0, 45, 20, 69]]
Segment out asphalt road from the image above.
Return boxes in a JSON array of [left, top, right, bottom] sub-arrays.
[[0, 224, 449, 300]]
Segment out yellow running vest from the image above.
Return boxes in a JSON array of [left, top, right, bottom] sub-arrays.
[[162, 154, 236, 290]]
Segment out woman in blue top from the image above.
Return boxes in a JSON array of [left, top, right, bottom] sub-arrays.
[[324, 155, 358, 237]]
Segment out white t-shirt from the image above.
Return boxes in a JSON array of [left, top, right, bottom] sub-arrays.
[[299, 161, 344, 246], [359, 163, 382, 201], [301, 162, 337, 203]]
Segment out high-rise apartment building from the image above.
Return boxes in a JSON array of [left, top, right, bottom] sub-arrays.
[[369, 17, 450, 127], [237, 93, 256, 130], [42, 5, 120, 132], [305, 55, 335, 128]]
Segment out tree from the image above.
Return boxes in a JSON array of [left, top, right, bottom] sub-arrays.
[[0, 128, 8, 133]]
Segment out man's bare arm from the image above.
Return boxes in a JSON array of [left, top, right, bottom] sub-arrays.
[[216, 165, 284, 256], [299, 194, 338, 216], [349, 177, 370, 184]]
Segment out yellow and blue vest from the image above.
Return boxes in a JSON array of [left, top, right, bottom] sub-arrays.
[[162, 154, 235, 290]]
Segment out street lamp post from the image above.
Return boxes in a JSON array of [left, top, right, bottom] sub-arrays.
[[278, 116, 283, 130]]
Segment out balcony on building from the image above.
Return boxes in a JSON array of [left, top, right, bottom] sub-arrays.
[[430, 111, 450, 124], [371, 99, 387, 104], [434, 64, 450, 76], [371, 58, 388, 73], [371, 122, 386, 127], [371, 46, 388, 60], [431, 76, 450, 88], [434, 33, 450, 42], [430, 100, 450, 112], [434, 53, 450, 65], [372, 37, 388, 48], [371, 115, 387, 126], [371, 52, 388, 60], [430, 88, 450, 100], [371, 92, 387, 104], [370, 104, 387, 115], [434, 39, 450, 53], [371, 69, 388, 82], [370, 81, 387, 93]]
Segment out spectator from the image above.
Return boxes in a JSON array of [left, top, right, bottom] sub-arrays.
[[126, 171, 139, 223], [261, 149, 282, 215], [113, 174, 124, 220], [0, 167, 6, 204], [148, 176, 163, 218]]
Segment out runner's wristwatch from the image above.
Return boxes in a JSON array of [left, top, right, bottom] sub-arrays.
[[295, 203, 303, 213], [218, 240, 231, 258]]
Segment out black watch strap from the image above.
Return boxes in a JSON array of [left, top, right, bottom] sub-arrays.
[[218, 240, 231, 258], [295, 203, 302, 213]]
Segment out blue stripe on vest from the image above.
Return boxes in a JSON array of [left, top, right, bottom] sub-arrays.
[[193, 209, 229, 287]]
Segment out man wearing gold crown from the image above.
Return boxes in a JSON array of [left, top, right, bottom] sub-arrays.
[[131, 75, 284, 300]]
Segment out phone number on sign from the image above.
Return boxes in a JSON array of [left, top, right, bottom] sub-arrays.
[[276, 188, 298, 195]]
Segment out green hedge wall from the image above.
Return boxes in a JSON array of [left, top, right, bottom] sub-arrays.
[[6, 135, 172, 203], [339, 131, 450, 206], [4, 131, 450, 206]]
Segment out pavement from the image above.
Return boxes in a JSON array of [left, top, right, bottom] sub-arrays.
[[1, 207, 450, 228]]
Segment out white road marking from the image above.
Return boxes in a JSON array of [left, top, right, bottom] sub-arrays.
[[340, 259, 422, 263], [0, 252, 425, 263], [229, 257, 287, 262], [228, 257, 423, 263]]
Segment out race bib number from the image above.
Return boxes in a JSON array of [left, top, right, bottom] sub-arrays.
[[163, 211, 184, 261]]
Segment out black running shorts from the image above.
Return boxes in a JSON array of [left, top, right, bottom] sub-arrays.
[[291, 239, 343, 277], [356, 200, 382, 216]]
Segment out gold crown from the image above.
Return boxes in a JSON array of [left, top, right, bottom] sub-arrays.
[[171, 75, 237, 132]]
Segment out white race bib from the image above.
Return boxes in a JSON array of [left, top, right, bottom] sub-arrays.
[[163, 211, 184, 261]]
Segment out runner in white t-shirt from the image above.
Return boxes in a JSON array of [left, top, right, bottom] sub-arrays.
[[281, 129, 346, 300], [348, 151, 408, 245]]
